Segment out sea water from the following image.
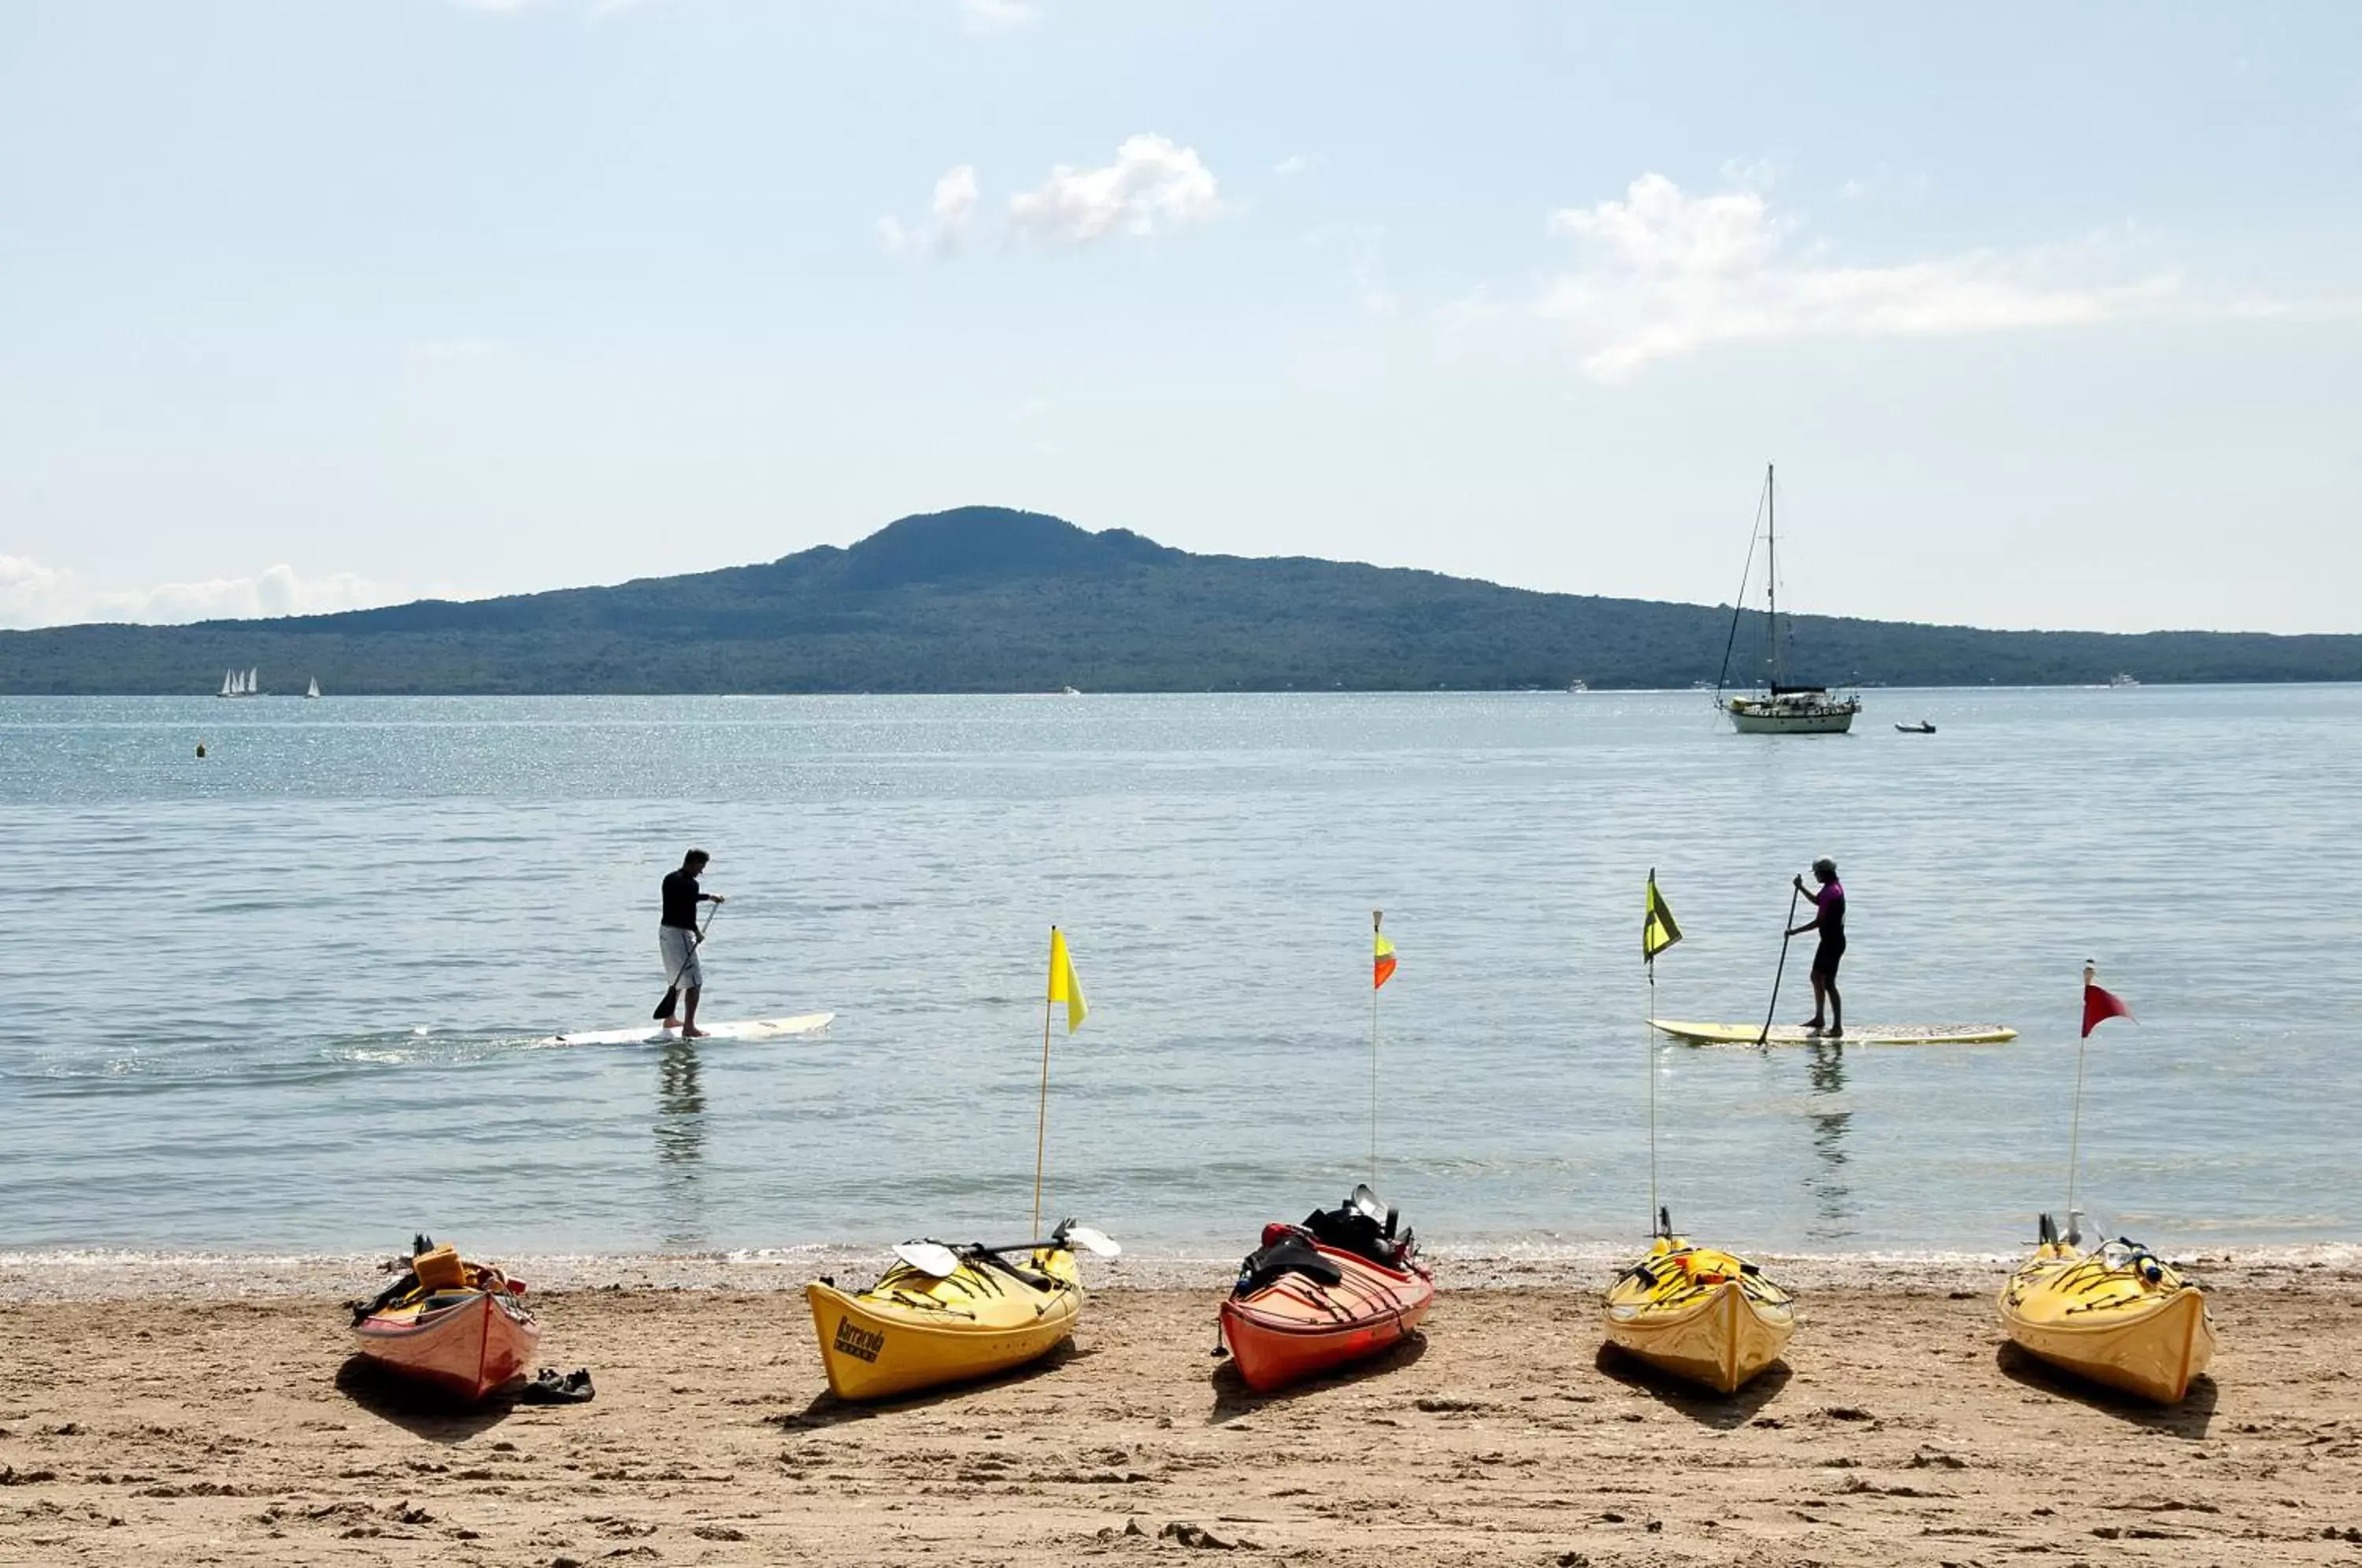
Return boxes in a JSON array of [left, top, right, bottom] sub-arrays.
[[2, 687, 2356, 1267]]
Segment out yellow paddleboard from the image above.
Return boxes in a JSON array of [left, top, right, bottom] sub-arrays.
[[1649, 1019, 2016, 1047]]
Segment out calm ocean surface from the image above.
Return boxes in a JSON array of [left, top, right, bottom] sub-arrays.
[[3, 688, 2356, 1263]]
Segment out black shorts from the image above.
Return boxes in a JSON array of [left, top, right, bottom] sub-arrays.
[[1811, 936, 1846, 982]]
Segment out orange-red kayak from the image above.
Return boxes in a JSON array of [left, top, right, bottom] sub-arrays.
[[354, 1260, 540, 1403], [1219, 1207, 1434, 1392]]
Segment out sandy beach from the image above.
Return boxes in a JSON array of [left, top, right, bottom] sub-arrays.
[[6, 1259, 2362, 1566]]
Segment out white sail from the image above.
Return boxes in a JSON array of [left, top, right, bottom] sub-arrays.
[[247, 667, 259, 693], [220, 670, 234, 697], [306, 675, 320, 699]]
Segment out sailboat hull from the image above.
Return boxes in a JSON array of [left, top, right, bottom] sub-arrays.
[[1726, 697, 1860, 734]]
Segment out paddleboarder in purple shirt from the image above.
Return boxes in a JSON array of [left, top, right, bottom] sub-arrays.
[[1786, 857, 1846, 1038]]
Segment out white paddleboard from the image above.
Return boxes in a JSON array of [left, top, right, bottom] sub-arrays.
[[1649, 1019, 2017, 1047], [541, 1012, 835, 1047]]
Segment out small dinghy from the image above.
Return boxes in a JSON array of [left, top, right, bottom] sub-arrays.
[[1217, 1185, 1434, 1392], [350, 1236, 540, 1403], [1895, 720, 1937, 734]]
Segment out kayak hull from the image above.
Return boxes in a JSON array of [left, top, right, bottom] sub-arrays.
[[1219, 1240, 1434, 1392], [354, 1289, 540, 1403], [1602, 1239, 1794, 1396], [807, 1248, 1080, 1403], [1999, 1242, 2215, 1403]]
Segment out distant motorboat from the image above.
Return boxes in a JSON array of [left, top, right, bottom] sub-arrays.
[[1567, 679, 1589, 693], [305, 675, 321, 699], [1058, 685, 1082, 696], [1895, 720, 1937, 734], [2109, 672, 2141, 688]]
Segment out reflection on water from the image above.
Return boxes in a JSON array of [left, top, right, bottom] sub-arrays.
[[655, 1039, 705, 1248], [1803, 1040, 1857, 1241]]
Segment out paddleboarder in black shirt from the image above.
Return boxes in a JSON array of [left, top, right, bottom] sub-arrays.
[[659, 849, 724, 1037], [1786, 857, 1846, 1038]]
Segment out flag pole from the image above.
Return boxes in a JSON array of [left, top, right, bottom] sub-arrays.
[[1646, 958, 1658, 1233], [2066, 959, 2095, 1230], [1031, 929, 1057, 1238], [1369, 908, 1382, 1189]]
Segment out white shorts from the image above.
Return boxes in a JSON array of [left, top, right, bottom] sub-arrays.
[[659, 925, 704, 993]]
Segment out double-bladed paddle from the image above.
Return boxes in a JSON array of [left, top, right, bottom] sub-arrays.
[[890, 1222, 1121, 1278]]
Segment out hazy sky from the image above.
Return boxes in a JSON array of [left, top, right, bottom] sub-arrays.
[[3, 2, 2358, 634]]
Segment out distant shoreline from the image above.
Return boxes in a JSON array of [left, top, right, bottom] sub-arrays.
[[8, 680, 2362, 700], [8, 508, 2360, 693]]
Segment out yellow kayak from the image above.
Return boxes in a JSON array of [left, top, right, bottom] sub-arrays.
[[1999, 1227, 2215, 1403], [807, 1243, 1083, 1403], [1602, 1230, 1795, 1395]]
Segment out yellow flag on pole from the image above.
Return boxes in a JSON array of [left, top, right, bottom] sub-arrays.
[[1644, 870, 1683, 963], [1047, 926, 1088, 1034]]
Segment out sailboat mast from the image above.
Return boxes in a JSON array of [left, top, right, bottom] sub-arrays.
[[1764, 464, 1779, 690]]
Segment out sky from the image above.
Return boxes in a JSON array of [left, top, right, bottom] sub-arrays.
[[2, 2, 2358, 634]]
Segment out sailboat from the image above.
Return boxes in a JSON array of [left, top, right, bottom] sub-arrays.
[[1715, 465, 1861, 734], [305, 675, 321, 700], [217, 668, 256, 698]]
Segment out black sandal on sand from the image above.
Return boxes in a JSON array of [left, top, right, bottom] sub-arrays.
[[520, 1368, 596, 1404]]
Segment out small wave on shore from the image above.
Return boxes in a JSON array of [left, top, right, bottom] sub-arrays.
[[8, 1240, 2359, 1304]]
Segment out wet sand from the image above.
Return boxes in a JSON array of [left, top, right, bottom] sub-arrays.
[[6, 1271, 2362, 1565]]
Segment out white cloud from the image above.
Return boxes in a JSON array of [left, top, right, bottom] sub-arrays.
[[1272, 153, 1315, 177], [0, 557, 428, 631], [957, 0, 1038, 32], [1007, 134, 1222, 246], [879, 164, 980, 257], [1534, 172, 2182, 383]]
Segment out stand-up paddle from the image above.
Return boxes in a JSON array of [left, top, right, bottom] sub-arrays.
[[1755, 886, 1801, 1048], [652, 902, 719, 1021]]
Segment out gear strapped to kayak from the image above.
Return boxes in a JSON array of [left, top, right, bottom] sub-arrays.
[[1217, 1185, 1435, 1392], [347, 1234, 545, 1405]]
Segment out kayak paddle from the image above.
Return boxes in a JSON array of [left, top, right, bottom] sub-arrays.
[[887, 1222, 1122, 1278]]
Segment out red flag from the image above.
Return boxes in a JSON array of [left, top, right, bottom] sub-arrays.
[[2082, 980, 2133, 1037]]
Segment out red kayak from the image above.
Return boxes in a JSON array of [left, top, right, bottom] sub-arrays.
[[1219, 1188, 1434, 1392], [352, 1241, 540, 1403]]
